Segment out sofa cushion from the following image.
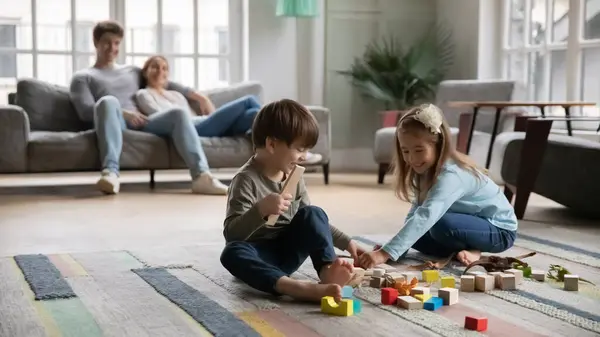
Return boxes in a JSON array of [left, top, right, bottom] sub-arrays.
[[27, 129, 170, 172], [28, 130, 99, 172], [15, 79, 90, 132], [169, 136, 253, 169]]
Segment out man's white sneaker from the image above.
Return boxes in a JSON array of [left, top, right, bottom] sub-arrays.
[[302, 152, 323, 165], [191, 173, 229, 195], [96, 170, 120, 194]]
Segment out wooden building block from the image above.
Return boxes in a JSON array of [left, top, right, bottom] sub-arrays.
[[321, 297, 353, 316], [266, 165, 305, 226], [410, 287, 430, 297], [505, 269, 524, 284], [531, 270, 545, 282], [372, 268, 385, 277], [466, 270, 486, 277], [370, 276, 384, 288], [475, 274, 494, 292], [487, 271, 504, 288], [564, 274, 579, 291], [414, 293, 432, 302], [353, 299, 362, 313], [341, 285, 354, 298], [423, 297, 443, 311], [464, 316, 488, 331], [460, 275, 475, 292], [381, 288, 399, 305], [440, 276, 455, 288], [422, 270, 439, 283], [438, 287, 459, 305], [498, 274, 516, 290], [397, 296, 423, 310]]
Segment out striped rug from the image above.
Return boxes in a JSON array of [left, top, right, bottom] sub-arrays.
[[1, 236, 599, 337]]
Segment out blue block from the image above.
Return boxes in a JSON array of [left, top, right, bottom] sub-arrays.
[[352, 298, 362, 313], [423, 297, 443, 311], [341, 285, 353, 298]]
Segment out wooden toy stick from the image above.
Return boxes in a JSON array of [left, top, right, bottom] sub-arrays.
[[265, 164, 305, 226]]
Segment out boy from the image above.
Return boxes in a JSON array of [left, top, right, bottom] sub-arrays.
[[220, 99, 364, 302]]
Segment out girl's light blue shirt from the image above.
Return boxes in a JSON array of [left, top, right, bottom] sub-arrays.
[[381, 161, 518, 260]]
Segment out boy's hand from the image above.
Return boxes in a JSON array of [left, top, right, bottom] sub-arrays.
[[258, 193, 293, 218]]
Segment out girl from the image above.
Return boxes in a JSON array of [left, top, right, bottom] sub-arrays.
[[358, 104, 518, 268], [135, 55, 323, 164]]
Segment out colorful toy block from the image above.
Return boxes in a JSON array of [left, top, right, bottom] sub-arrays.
[[397, 296, 423, 310], [531, 270, 546, 282], [352, 298, 362, 313], [488, 271, 504, 287], [410, 287, 430, 297], [370, 276, 384, 288], [460, 275, 475, 292], [341, 285, 354, 298], [475, 274, 494, 292], [423, 297, 443, 311], [564, 274, 579, 291], [505, 268, 524, 284], [422, 270, 439, 283], [381, 288, 399, 305], [321, 296, 353, 316], [414, 293, 432, 302], [440, 276, 455, 288], [498, 274, 516, 290], [438, 287, 459, 305], [372, 268, 385, 277], [464, 316, 488, 331]]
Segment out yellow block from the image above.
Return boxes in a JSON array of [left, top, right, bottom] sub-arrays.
[[414, 293, 432, 302], [422, 270, 439, 283], [441, 276, 455, 288], [321, 296, 353, 316]]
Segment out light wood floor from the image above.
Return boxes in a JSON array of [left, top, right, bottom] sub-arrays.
[[1, 170, 598, 257]]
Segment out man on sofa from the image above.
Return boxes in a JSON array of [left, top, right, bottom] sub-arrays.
[[69, 20, 231, 195]]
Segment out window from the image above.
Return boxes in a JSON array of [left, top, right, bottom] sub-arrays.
[[502, 0, 600, 130], [0, 0, 239, 105], [0, 24, 17, 78]]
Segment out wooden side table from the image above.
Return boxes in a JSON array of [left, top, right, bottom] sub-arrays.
[[448, 101, 597, 169]]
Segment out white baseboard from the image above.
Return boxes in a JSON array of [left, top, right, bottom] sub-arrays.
[[330, 147, 378, 172]]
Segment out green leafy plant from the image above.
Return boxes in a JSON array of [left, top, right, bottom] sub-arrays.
[[338, 24, 454, 111]]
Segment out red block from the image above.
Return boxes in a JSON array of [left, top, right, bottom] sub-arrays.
[[464, 316, 488, 331], [381, 288, 398, 305]]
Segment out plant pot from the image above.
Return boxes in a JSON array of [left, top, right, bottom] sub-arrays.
[[379, 110, 406, 128]]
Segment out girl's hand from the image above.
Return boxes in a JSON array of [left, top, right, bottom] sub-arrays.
[[358, 249, 391, 269], [346, 240, 366, 263]]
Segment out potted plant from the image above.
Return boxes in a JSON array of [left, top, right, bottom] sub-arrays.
[[338, 25, 455, 127]]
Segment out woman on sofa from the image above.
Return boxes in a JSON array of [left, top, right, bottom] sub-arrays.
[[135, 55, 323, 164]]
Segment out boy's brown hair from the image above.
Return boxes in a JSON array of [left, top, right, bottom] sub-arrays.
[[251, 99, 319, 150], [93, 20, 124, 42]]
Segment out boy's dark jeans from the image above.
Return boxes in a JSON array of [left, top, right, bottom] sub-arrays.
[[220, 205, 337, 295]]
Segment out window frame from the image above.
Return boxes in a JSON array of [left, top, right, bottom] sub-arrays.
[[0, 0, 243, 90], [501, 0, 600, 131]]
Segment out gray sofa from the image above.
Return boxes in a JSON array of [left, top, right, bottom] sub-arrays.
[[0, 79, 332, 185]]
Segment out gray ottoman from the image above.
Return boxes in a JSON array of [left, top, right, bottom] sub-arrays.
[[373, 127, 494, 184]]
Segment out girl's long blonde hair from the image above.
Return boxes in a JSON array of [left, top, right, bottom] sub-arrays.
[[391, 104, 485, 202]]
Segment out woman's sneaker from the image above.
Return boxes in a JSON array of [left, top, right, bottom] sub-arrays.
[[96, 169, 120, 194], [191, 173, 229, 195]]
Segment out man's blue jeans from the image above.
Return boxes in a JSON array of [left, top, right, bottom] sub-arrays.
[[193, 95, 260, 137], [219, 206, 337, 296], [94, 95, 210, 178], [408, 212, 517, 258]]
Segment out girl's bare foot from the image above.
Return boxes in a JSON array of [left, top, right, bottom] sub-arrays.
[[319, 258, 354, 286], [457, 250, 481, 266], [275, 277, 342, 302]]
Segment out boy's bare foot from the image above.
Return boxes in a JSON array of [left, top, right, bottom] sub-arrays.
[[319, 258, 353, 286], [275, 277, 342, 302], [457, 250, 481, 266]]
